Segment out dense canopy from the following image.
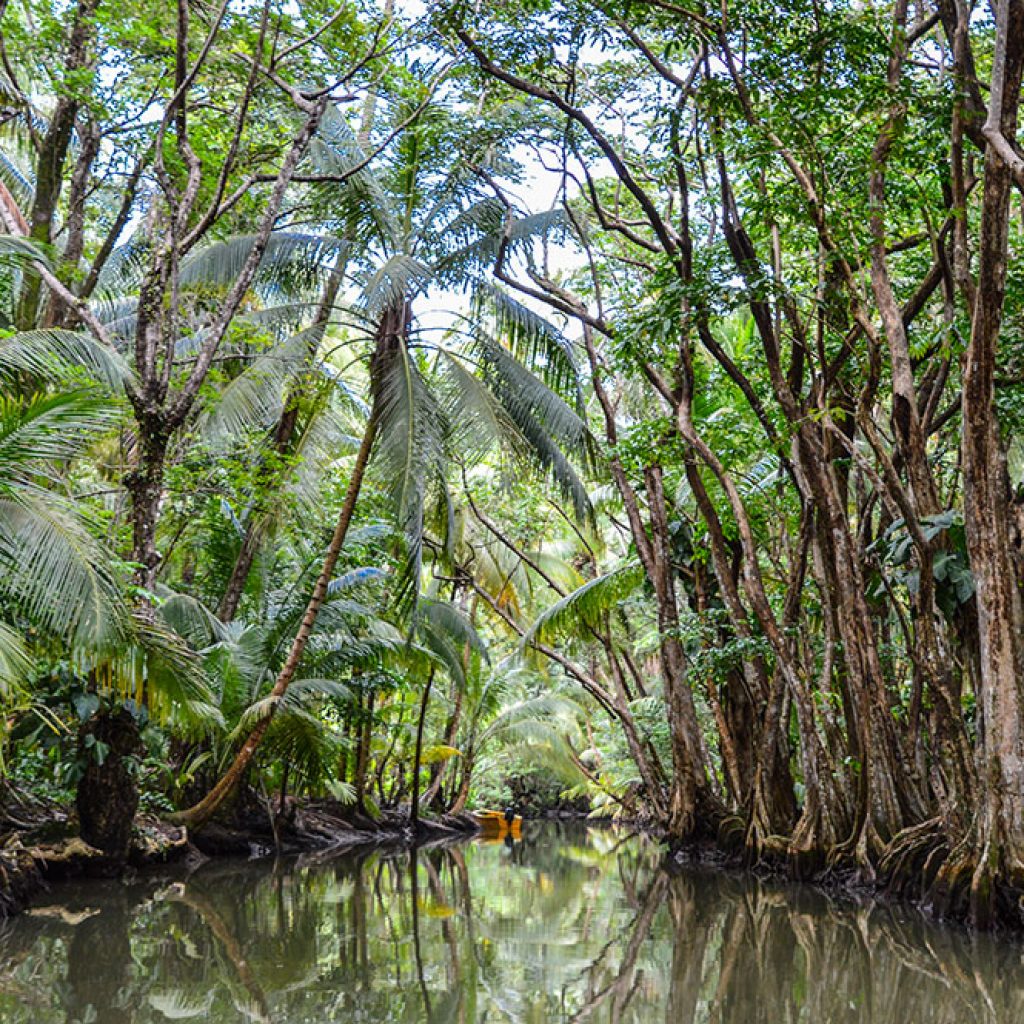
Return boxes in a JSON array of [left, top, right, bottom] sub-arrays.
[[2, 0, 1024, 931]]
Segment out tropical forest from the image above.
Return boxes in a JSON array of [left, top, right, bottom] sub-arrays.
[[2, 0, 1024, 1019]]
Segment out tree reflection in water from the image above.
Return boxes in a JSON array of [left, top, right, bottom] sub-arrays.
[[1, 823, 1023, 1023]]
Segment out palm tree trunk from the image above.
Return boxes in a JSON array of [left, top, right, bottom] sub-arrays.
[[421, 684, 461, 809], [450, 753, 474, 814], [410, 669, 435, 829], [355, 686, 375, 813], [172, 408, 378, 829]]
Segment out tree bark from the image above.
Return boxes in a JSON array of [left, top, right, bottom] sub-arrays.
[[410, 670, 435, 828], [14, 0, 99, 330], [76, 706, 142, 862], [959, 0, 1024, 929]]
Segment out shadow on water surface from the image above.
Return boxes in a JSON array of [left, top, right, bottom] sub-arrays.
[[1, 821, 1023, 1023]]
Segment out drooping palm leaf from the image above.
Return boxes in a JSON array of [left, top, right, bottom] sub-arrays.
[[0, 388, 115, 476], [0, 328, 131, 390], [371, 340, 448, 605], [307, 104, 401, 249], [82, 612, 223, 735], [0, 391, 126, 648], [435, 349, 520, 462], [473, 282, 581, 401], [260, 706, 346, 787], [179, 232, 345, 300], [521, 564, 644, 649], [198, 328, 315, 443], [456, 328, 592, 520], [413, 598, 488, 690], [0, 620, 32, 701], [0, 233, 53, 269], [0, 147, 33, 213], [359, 253, 433, 317], [434, 206, 571, 291]]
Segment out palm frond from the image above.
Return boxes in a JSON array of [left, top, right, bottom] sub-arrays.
[[436, 350, 519, 462], [307, 104, 401, 248], [418, 598, 487, 658], [0, 234, 52, 269], [235, 678, 349, 735], [0, 492, 126, 649], [92, 230, 151, 296], [0, 389, 115, 477], [326, 566, 388, 595], [468, 541, 528, 619], [180, 232, 345, 300], [91, 293, 139, 341], [421, 744, 462, 765], [434, 207, 570, 288], [0, 620, 32, 702], [260, 706, 345, 786], [464, 329, 592, 519], [198, 328, 313, 443], [521, 564, 644, 649], [0, 328, 131, 390], [478, 692, 582, 746], [472, 282, 581, 400], [530, 552, 587, 593], [359, 253, 433, 316], [283, 395, 361, 512], [413, 598, 487, 689], [739, 452, 783, 497], [372, 341, 448, 604], [158, 591, 228, 650], [85, 613, 223, 735]]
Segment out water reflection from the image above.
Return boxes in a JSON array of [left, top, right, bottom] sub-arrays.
[[1, 822, 1023, 1022]]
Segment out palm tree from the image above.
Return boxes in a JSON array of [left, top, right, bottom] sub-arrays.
[[173, 92, 591, 828], [158, 591, 352, 822], [405, 595, 488, 825]]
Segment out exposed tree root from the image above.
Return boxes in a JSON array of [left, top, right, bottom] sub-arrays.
[[878, 816, 948, 900]]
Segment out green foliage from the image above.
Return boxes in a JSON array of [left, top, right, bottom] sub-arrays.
[[7, 0, 1022, 880]]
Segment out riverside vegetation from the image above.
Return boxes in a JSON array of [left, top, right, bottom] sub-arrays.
[[1, 0, 1024, 932]]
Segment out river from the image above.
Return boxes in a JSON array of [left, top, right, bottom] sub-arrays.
[[1, 822, 1022, 1022]]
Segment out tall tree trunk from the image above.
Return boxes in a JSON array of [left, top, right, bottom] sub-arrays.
[[14, 0, 99, 330], [684, 455, 797, 841], [959, 0, 1024, 929], [125, 417, 170, 592], [76, 706, 142, 862], [172, 408, 378, 828], [410, 670, 435, 829], [449, 753, 474, 814], [355, 686, 375, 813], [47, 116, 100, 327]]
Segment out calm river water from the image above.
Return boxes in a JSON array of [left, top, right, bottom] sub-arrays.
[[1, 822, 1023, 1022]]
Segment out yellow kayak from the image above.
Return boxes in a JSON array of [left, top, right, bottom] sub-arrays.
[[472, 809, 522, 839]]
